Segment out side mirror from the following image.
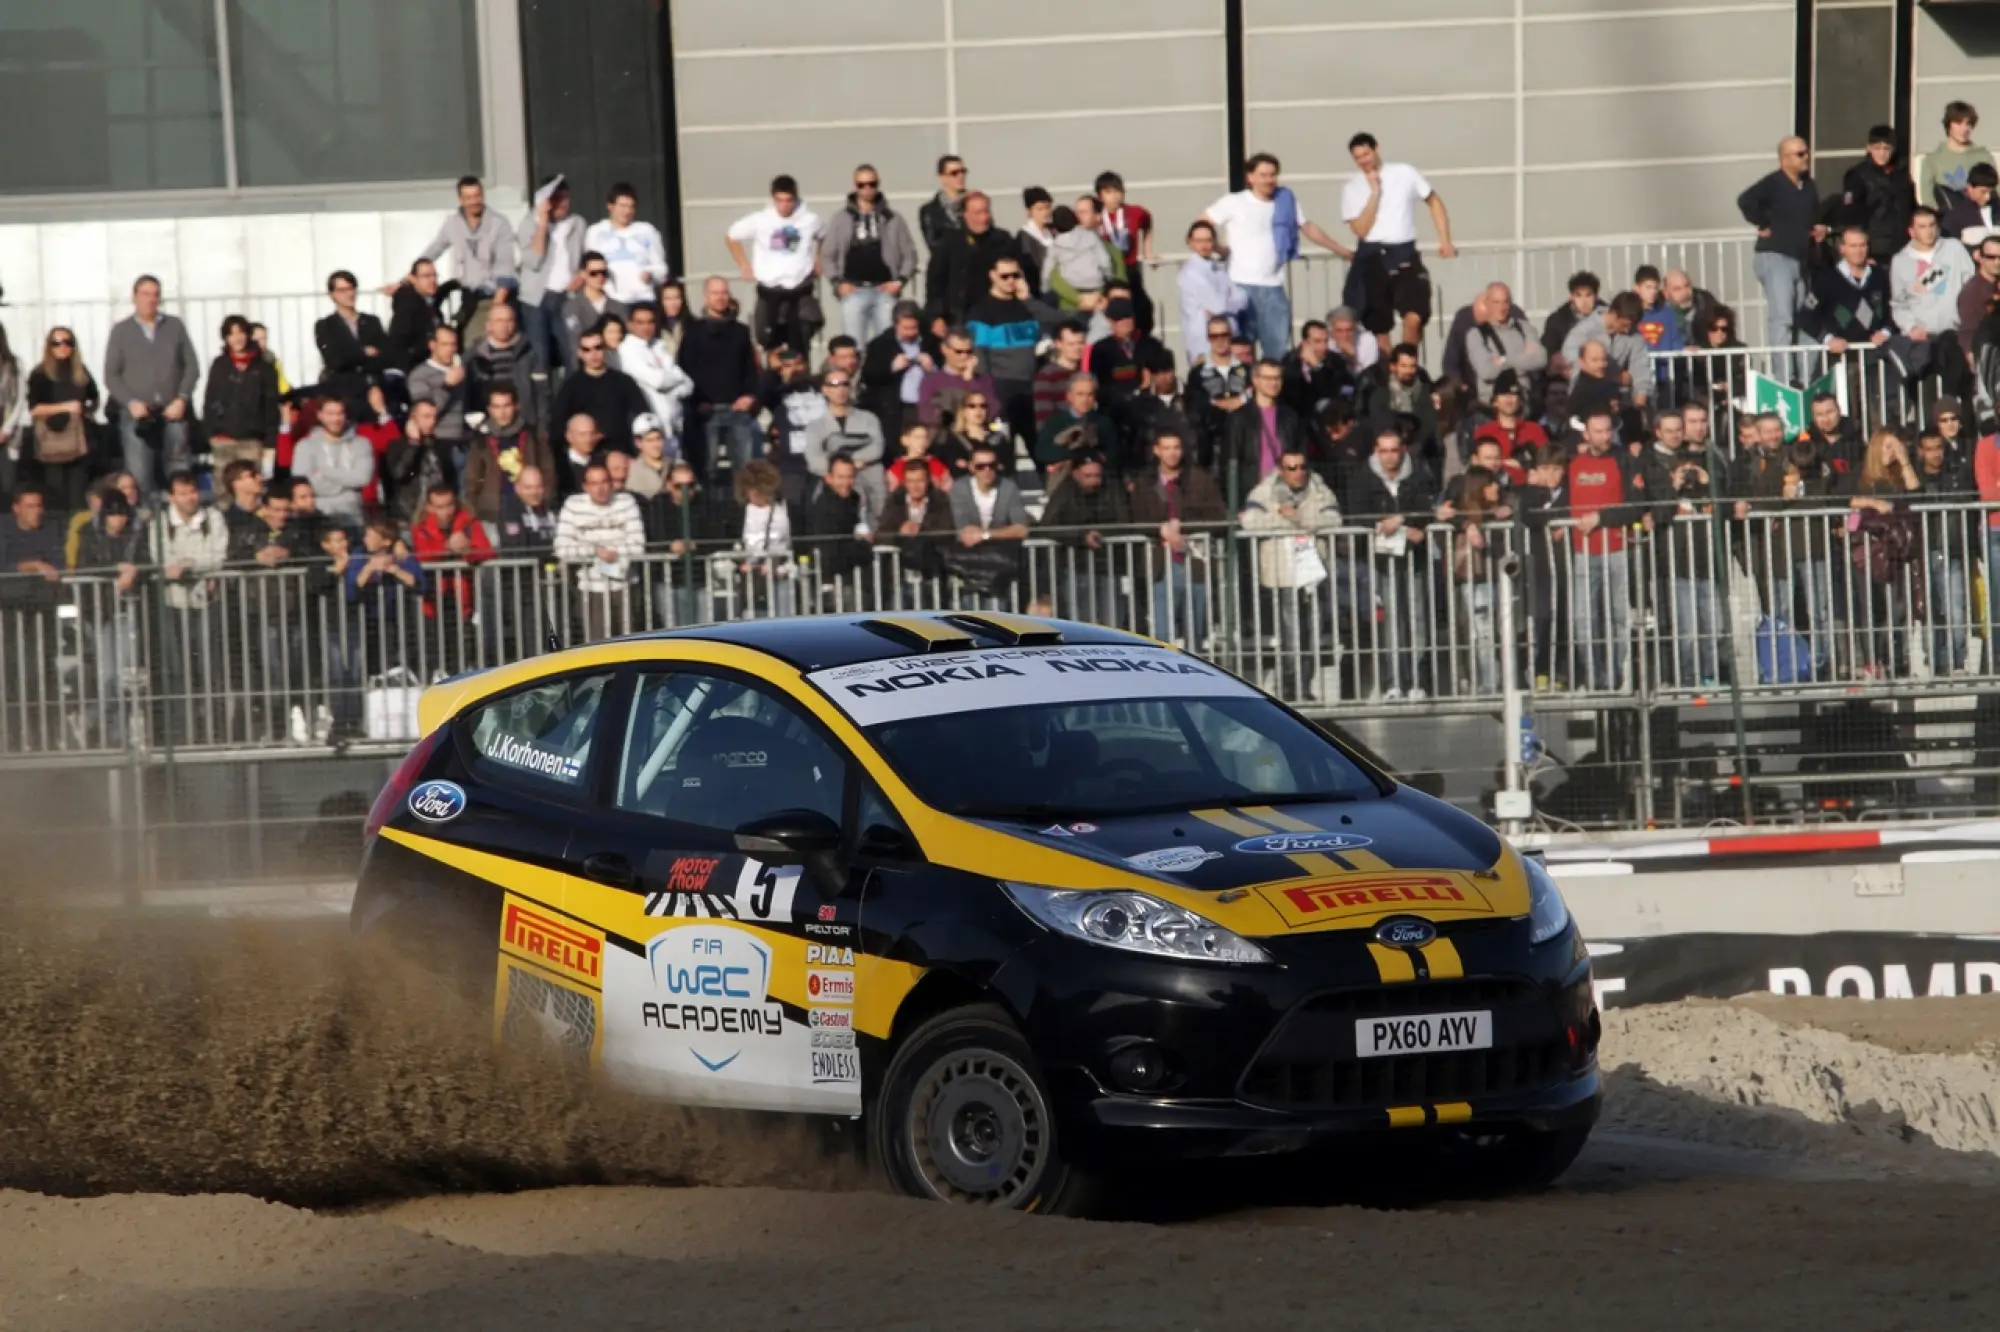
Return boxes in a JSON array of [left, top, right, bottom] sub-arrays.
[[734, 809, 844, 863]]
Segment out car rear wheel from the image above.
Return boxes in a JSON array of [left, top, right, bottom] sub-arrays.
[[872, 1003, 1098, 1215]]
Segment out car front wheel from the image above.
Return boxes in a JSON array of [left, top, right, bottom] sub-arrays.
[[1447, 1123, 1592, 1196], [872, 1003, 1099, 1215]]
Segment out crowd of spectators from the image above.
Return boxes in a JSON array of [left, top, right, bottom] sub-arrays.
[[7, 109, 2000, 746]]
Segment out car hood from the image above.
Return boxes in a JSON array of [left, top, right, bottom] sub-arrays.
[[956, 788, 1528, 938]]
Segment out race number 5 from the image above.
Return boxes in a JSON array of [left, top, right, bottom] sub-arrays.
[[736, 859, 800, 921]]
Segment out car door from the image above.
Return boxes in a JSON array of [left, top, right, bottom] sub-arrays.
[[411, 670, 619, 1064], [566, 665, 867, 1114]]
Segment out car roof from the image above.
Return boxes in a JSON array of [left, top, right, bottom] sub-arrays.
[[638, 612, 1154, 672]]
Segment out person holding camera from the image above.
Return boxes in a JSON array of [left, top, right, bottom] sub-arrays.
[[1639, 408, 1721, 687]]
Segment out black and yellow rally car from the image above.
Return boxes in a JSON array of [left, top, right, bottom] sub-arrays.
[[354, 612, 1600, 1212]]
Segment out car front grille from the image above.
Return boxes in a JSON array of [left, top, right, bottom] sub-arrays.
[[1238, 979, 1576, 1111]]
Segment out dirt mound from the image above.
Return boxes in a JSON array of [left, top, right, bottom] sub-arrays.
[[1602, 1003, 2000, 1158], [0, 911, 861, 1206]]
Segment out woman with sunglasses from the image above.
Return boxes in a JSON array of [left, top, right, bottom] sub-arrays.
[[25, 327, 101, 514], [941, 391, 1004, 480], [1688, 302, 1746, 424]]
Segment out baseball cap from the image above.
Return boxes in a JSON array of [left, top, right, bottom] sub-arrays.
[[632, 413, 665, 438]]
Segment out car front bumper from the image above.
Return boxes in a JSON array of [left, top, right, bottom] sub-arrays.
[[987, 920, 1602, 1165]]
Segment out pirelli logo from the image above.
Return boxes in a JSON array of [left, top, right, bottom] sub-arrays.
[[1260, 874, 1494, 929], [500, 896, 604, 988]]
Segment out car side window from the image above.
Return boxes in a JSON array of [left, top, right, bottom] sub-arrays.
[[616, 670, 847, 834], [463, 673, 614, 796]]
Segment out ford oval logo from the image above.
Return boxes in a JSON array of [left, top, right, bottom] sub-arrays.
[[407, 780, 467, 824], [1233, 832, 1375, 855], [1375, 917, 1438, 949]]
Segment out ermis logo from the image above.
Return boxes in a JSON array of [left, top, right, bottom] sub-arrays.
[[1233, 831, 1374, 855], [407, 780, 467, 824]]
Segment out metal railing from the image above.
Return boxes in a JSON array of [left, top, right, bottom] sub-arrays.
[[2, 501, 1992, 733], [0, 232, 1768, 411]]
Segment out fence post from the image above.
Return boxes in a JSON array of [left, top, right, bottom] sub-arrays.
[[1497, 552, 1529, 839], [1705, 456, 1755, 823]]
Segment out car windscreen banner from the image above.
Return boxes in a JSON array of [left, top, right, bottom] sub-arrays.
[[806, 644, 1260, 726], [1589, 932, 2000, 1008]]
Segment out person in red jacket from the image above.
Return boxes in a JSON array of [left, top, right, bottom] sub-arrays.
[[409, 479, 496, 676], [1567, 407, 1641, 691], [1468, 370, 1548, 461]]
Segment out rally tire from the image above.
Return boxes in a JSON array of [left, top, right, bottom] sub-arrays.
[[360, 884, 501, 1014], [872, 1003, 1099, 1215]]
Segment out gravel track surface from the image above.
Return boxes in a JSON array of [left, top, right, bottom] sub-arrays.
[[4, 913, 1997, 1330]]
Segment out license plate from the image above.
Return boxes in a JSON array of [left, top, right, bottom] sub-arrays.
[[1354, 1010, 1493, 1057]]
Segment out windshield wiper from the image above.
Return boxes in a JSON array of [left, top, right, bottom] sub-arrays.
[[955, 802, 1103, 823], [1247, 791, 1374, 806]]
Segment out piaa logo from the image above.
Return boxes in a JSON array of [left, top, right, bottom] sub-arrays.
[[1233, 831, 1373, 855], [407, 780, 467, 823]]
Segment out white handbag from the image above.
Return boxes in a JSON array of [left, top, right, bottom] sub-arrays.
[[364, 666, 424, 741]]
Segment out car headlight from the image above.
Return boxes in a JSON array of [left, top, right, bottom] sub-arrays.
[[1002, 883, 1273, 965], [1524, 855, 1571, 945]]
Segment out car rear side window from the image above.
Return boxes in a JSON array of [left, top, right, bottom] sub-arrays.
[[616, 671, 846, 833], [464, 673, 614, 794]]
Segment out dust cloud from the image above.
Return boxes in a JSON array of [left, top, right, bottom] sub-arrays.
[[0, 909, 862, 1206]]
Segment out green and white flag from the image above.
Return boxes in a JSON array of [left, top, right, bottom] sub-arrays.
[[1746, 370, 1805, 438]]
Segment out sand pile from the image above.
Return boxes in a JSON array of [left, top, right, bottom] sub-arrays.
[[1602, 1002, 2000, 1157]]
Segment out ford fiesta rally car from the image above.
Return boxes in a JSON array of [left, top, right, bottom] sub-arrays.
[[353, 612, 1600, 1212]]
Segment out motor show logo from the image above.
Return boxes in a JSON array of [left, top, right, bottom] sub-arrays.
[[501, 900, 604, 987], [666, 856, 721, 892], [642, 926, 784, 1072], [643, 858, 800, 921]]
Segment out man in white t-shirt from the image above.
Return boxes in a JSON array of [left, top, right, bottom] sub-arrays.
[[726, 173, 826, 355], [1340, 132, 1456, 357], [583, 181, 671, 306], [1198, 152, 1352, 360]]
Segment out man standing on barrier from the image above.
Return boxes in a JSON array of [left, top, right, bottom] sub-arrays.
[[1341, 132, 1453, 360], [1888, 207, 1974, 396], [1739, 137, 1826, 385]]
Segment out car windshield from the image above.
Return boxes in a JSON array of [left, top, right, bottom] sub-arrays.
[[865, 696, 1387, 820]]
